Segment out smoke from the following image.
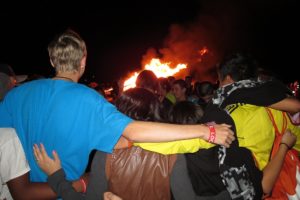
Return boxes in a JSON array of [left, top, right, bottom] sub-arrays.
[[141, 0, 286, 82], [141, 21, 221, 82]]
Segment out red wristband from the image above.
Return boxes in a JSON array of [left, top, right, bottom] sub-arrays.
[[80, 178, 87, 193], [208, 125, 216, 143], [128, 140, 133, 148]]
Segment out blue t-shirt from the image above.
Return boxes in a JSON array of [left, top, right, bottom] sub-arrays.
[[0, 79, 132, 182]]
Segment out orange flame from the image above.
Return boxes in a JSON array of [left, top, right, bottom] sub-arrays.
[[145, 59, 187, 78], [123, 58, 187, 91], [123, 72, 139, 91]]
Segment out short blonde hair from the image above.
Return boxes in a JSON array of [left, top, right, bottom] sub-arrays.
[[48, 29, 86, 72]]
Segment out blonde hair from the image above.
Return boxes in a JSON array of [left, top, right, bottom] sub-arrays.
[[48, 29, 87, 72]]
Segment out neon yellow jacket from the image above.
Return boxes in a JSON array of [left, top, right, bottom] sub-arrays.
[[229, 104, 300, 170], [135, 104, 300, 171], [135, 138, 214, 154]]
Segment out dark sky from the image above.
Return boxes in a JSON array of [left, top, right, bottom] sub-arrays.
[[0, 0, 299, 84]]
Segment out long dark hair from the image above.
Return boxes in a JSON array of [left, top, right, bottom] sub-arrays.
[[115, 87, 162, 122], [170, 101, 204, 124]]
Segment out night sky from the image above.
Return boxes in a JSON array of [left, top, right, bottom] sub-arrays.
[[1, 0, 299, 84]]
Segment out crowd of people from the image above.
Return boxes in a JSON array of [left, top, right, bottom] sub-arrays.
[[1, 29, 300, 200]]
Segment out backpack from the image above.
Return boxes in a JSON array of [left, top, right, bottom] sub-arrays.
[[265, 108, 300, 200]]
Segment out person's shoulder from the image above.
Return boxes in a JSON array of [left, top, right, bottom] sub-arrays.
[[11, 78, 49, 91], [0, 128, 18, 145], [0, 127, 17, 136], [67, 83, 108, 104], [227, 103, 263, 115]]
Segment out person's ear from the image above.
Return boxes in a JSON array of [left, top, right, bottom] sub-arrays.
[[80, 56, 86, 71]]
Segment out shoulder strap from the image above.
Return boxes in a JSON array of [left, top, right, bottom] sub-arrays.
[[265, 108, 287, 136], [265, 108, 288, 159]]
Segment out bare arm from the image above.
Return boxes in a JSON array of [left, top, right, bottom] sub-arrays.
[[261, 130, 297, 195], [122, 121, 234, 147], [114, 136, 132, 149], [104, 192, 123, 200], [7, 172, 57, 200], [269, 97, 300, 114]]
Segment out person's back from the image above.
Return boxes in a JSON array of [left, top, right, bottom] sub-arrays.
[[228, 103, 300, 170], [212, 52, 300, 198], [107, 146, 176, 200], [215, 53, 300, 170], [0, 30, 133, 182], [106, 88, 176, 200], [1, 77, 131, 182]]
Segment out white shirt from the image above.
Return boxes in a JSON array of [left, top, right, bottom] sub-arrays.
[[0, 128, 30, 200]]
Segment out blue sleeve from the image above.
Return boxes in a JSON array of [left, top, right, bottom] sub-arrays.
[[89, 98, 133, 153]]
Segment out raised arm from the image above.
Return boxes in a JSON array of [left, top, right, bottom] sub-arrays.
[[261, 130, 297, 196], [33, 144, 86, 200]]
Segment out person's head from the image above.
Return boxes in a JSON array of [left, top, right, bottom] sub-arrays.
[[0, 63, 28, 100], [0, 63, 27, 88], [135, 70, 158, 94], [167, 76, 175, 86], [194, 81, 215, 103], [172, 79, 188, 102], [170, 101, 204, 124], [217, 53, 258, 86], [115, 87, 162, 122], [48, 29, 87, 77], [257, 67, 275, 82]]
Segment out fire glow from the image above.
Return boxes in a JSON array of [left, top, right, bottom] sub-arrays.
[[123, 58, 187, 91]]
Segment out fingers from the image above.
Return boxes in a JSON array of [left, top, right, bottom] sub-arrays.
[[221, 123, 232, 128], [213, 124, 235, 148], [33, 143, 55, 162], [33, 144, 42, 162], [52, 150, 61, 165], [223, 138, 232, 148], [40, 143, 49, 158]]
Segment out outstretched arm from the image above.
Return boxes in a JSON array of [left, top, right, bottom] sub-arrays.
[[122, 121, 234, 148], [269, 97, 300, 114]]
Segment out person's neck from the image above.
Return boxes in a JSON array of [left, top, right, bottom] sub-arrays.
[[53, 73, 78, 83]]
